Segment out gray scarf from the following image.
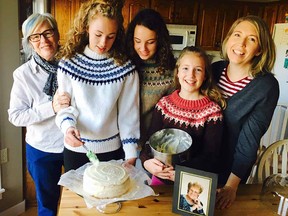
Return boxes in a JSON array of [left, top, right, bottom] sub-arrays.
[[33, 52, 58, 97]]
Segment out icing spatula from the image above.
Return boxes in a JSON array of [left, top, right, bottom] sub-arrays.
[[82, 144, 99, 166]]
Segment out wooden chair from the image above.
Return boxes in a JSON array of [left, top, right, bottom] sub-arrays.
[[260, 104, 288, 150], [246, 104, 288, 184], [255, 139, 288, 183]]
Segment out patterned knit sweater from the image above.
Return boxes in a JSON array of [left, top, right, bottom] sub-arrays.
[[56, 46, 140, 160], [139, 59, 174, 146], [140, 90, 224, 173]]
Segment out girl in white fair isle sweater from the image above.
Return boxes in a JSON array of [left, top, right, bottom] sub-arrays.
[[55, 0, 140, 171]]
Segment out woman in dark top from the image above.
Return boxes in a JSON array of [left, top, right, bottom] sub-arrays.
[[213, 15, 279, 209]]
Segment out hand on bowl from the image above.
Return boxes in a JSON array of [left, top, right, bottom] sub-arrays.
[[144, 158, 174, 180]]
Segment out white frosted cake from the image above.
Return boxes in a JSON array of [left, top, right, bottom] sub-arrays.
[[83, 162, 130, 198]]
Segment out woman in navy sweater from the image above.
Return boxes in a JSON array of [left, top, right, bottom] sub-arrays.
[[212, 15, 279, 209]]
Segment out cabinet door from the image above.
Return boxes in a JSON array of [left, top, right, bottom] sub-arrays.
[[262, 3, 279, 34], [198, 1, 243, 51], [243, 2, 264, 17], [173, 0, 199, 25], [197, 2, 221, 50], [151, 0, 174, 23], [276, 0, 288, 23], [219, 3, 243, 46], [51, 0, 82, 44], [122, 0, 150, 29]]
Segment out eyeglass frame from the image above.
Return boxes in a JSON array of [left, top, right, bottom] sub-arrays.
[[28, 28, 55, 42]]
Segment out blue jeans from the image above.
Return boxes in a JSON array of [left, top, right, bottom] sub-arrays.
[[26, 144, 63, 216]]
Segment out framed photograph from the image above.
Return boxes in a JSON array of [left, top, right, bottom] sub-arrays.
[[172, 165, 218, 216]]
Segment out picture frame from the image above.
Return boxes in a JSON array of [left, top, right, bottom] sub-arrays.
[[172, 165, 218, 216]]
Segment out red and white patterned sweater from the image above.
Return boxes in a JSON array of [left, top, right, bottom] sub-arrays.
[[140, 90, 224, 173]]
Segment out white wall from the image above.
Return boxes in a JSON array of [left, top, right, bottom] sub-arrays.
[[0, 0, 24, 215]]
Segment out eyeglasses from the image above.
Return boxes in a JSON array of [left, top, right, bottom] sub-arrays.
[[28, 29, 55, 42], [189, 189, 200, 195]]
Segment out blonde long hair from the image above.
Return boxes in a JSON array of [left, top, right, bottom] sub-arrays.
[[57, 0, 127, 64], [174, 46, 226, 109], [221, 15, 276, 77]]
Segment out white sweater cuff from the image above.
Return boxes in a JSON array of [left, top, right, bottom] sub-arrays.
[[123, 144, 138, 159]]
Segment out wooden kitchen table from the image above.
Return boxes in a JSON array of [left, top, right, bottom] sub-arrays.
[[58, 184, 278, 216]]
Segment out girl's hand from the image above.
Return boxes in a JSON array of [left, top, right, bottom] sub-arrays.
[[125, 157, 137, 166], [216, 185, 237, 209], [65, 127, 83, 147], [144, 158, 174, 180], [52, 90, 71, 113], [168, 170, 175, 181]]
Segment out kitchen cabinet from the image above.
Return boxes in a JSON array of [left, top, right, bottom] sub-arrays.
[[197, 0, 286, 51], [51, 0, 150, 33], [242, 2, 279, 34], [150, 0, 198, 24], [173, 0, 199, 25], [197, 1, 243, 50], [51, 0, 86, 44], [50, 0, 287, 50], [150, 0, 174, 23], [262, 3, 279, 34], [276, 0, 288, 23], [122, 0, 150, 29], [243, 2, 264, 17]]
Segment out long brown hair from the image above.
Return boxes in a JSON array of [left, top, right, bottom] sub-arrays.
[[125, 8, 175, 74]]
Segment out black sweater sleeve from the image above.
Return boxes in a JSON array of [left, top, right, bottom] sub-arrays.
[[231, 74, 279, 180]]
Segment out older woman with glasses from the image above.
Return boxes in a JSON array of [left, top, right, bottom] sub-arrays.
[[8, 13, 70, 216]]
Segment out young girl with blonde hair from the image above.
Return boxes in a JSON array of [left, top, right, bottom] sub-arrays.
[[56, 0, 140, 171], [140, 46, 226, 185]]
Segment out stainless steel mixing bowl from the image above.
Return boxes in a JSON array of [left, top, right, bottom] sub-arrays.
[[149, 128, 192, 166]]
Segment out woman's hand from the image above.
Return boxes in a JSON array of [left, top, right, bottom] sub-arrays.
[[144, 158, 174, 180], [65, 127, 83, 147], [192, 199, 203, 211], [216, 185, 237, 209], [52, 90, 71, 113], [216, 173, 240, 209]]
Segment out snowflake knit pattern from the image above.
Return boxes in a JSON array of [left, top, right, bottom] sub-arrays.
[[58, 53, 136, 85], [56, 46, 140, 159], [156, 90, 223, 129]]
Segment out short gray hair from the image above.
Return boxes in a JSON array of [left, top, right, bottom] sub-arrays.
[[22, 13, 59, 60]]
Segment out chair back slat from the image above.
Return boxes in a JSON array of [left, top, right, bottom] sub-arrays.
[[272, 150, 278, 173], [256, 139, 288, 183], [282, 144, 287, 176], [280, 106, 288, 138]]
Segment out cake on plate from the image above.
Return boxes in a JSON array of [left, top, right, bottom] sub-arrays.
[[83, 162, 130, 198]]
